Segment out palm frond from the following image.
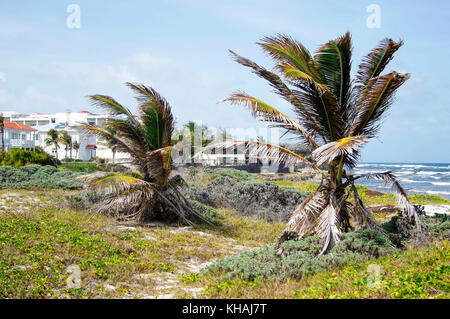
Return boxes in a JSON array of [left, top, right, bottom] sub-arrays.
[[220, 91, 319, 148], [314, 32, 353, 121], [87, 94, 138, 124], [348, 171, 420, 225], [228, 50, 325, 144], [315, 192, 345, 255], [312, 135, 367, 166], [356, 38, 404, 90], [197, 140, 327, 179], [275, 190, 328, 254], [350, 72, 410, 137], [126, 82, 175, 149], [257, 34, 328, 92]]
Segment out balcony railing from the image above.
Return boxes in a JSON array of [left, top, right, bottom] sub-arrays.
[[9, 139, 35, 147]]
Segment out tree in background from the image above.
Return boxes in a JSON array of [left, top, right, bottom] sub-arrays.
[[0, 114, 4, 152], [73, 140, 80, 159], [82, 82, 208, 224], [59, 130, 73, 160], [44, 129, 60, 160], [98, 127, 119, 164], [207, 32, 418, 255]]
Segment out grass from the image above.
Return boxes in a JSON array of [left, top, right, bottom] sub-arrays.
[[0, 187, 448, 299], [0, 190, 281, 298], [59, 162, 102, 174], [198, 240, 449, 299]]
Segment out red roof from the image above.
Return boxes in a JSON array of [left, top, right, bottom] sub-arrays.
[[85, 144, 97, 149], [79, 111, 91, 114], [4, 122, 37, 131]]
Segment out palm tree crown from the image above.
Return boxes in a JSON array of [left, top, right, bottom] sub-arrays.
[[213, 32, 418, 254], [83, 82, 208, 224]]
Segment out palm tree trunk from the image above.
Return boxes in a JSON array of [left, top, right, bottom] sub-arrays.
[[1, 127, 4, 152]]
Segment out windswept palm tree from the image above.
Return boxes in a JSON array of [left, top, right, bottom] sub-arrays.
[[97, 126, 119, 164], [82, 82, 209, 225], [203, 32, 419, 254], [45, 129, 60, 159], [73, 140, 80, 159], [59, 130, 72, 160]]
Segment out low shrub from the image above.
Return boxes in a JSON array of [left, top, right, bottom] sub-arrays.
[[182, 176, 311, 222], [204, 230, 397, 282], [59, 162, 102, 173], [207, 167, 257, 182], [0, 148, 57, 168], [0, 165, 82, 189], [204, 214, 449, 283], [189, 199, 223, 224]]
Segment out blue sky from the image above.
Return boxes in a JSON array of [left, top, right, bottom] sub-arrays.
[[0, 0, 448, 163]]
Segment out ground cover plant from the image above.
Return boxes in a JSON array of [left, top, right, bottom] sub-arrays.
[[0, 165, 82, 190]]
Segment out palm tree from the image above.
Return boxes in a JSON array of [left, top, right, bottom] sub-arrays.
[[45, 129, 60, 159], [73, 140, 80, 159], [59, 130, 72, 160], [97, 127, 119, 164], [0, 114, 4, 152], [178, 121, 213, 162], [82, 82, 209, 225], [205, 32, 419, 255]]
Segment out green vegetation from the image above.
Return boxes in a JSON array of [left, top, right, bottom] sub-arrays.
[[0, 165, 82, 190], [0, 148, 57, 168], [59, 162, 102, 174], [0, 191, 282, 298], [200, 241, 449, 299]]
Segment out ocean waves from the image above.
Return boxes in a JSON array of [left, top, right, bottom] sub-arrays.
[[352, 162, 450, 200]]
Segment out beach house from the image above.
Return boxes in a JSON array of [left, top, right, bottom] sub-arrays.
[[1, 122, 37, 151]]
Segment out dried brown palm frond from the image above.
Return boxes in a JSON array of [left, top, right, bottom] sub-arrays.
[[312, 135, 367, 166], [349, 171, 420, 226], [349, 183, 385, 232]]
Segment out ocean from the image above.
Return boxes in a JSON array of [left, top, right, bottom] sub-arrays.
[[351, 163, 450, 200]]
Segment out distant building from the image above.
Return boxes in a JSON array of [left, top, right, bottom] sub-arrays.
[[0, 110, 129, 162], [1, 122, 37, 151]]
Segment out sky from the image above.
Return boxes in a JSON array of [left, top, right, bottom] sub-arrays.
[[0, 0, 449, 163]]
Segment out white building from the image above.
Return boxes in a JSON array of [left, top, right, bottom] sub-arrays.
[[1, 122, 37, 151], [1, 110, 129, 162]]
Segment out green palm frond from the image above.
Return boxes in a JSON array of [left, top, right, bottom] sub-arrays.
[[314, 32, 353, 121], [350, 72, 410, 137], [228, 50, 325, 146], [356, 38, 404, 90], [126, 82, 175, 150], [258, 34, 328, 91], [221, 91, 319, 148], [87, 94, 138, 125]]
